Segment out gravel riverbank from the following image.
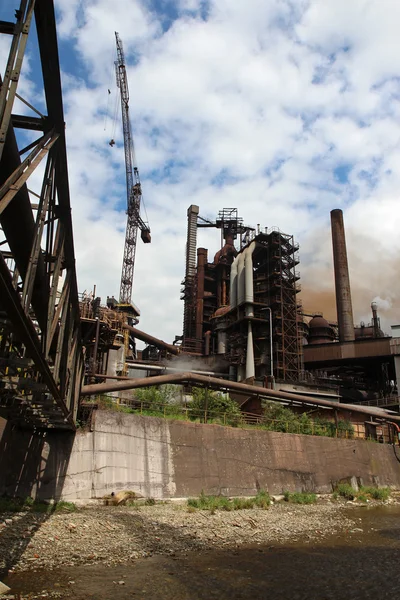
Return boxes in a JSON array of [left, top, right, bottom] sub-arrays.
[[0, 500, 359, 576]]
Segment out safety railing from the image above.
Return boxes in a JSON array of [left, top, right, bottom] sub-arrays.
[[91, 395, 393, 444]]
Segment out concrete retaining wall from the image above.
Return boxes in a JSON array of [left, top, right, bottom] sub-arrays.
[[1, 411, 400, 500]]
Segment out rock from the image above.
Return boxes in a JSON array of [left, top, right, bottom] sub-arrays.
[[0, 581, 11, 594]]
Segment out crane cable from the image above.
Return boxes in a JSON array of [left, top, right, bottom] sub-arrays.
[[104, 45, 117, 132]]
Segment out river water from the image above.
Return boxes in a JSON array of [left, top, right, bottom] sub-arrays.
[[5, 505, 400, 599]]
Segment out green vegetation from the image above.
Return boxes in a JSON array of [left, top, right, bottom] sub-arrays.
[[0, 497, 77, 514], [187, 489, 271, 513], [356, 494, 368, 503], [190, 388, 242, 425], [283, 491, 317, 504], [90, 388, 356, 442], [260, 402, 354, 439], [335, 483, 357, 500], [359, 486, 391, 501], [334, 483, 391, 502]]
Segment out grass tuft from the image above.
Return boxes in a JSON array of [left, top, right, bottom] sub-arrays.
[[254, 489, 271, 508], [0, 497, 77, 514], [359, 486, 391, 501], [357, 494, 368, 503], [283, 491, 317, 504], [333, 484, 391, 502], [187, 489, 270, 512], [335, 483, 357, 500]]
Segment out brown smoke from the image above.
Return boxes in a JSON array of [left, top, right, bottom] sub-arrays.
[[300, 228, 400, 334]]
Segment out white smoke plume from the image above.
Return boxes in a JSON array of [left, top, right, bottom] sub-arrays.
[[372, 296, 393, 312]]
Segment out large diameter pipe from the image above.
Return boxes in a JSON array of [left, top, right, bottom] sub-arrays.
[[230, 255, 238, 308], [124, 324, 180, 355], [245, 321, 255, 379], [217, 330, 226, 354], [237, 251, 246, 305], [244, 241, 255, 317], [80, 371, 400, 422], [330, 209, 355, 342], [196, 248, 207, 340]]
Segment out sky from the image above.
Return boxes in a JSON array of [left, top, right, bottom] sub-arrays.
[[1, 0, 400, 343]]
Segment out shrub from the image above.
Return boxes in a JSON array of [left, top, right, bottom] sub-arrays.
[[233, 498, 254, 510], [190, 388, 242, 425], [357, 494, 368, 503], [254, 489, 271, 508], [187, 490, 270, 512], [335, 483, 357, 500], [283, 491, 317, 504], [337, 420, 355, 439], [359, 486, 390, 501]]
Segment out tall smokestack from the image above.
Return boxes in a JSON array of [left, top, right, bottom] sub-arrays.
[[330, 209, 355, 342]]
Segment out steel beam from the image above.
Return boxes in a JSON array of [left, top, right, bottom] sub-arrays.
[[0, 0, 82, 429]]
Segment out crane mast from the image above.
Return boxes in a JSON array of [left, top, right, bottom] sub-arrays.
[[115, 31, 150, 306]]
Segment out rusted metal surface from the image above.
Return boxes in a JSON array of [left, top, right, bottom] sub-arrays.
[[181, 205, 199, 350], [124, 324, 180, 356], [195, 248, 207, 341], [0, 0, 83, 429], [80, 371, 400, 422], [331, 209, 355, 342], [304, 337, 392, 364]]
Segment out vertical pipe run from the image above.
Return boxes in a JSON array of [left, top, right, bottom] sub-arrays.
[[237, 252, 246, 305], [246, 321, 255, 380], [196, 248, 207, 341], [371, 302, 380, 338], [217, 330, 226, 354], [204, 330, 211, 356], [244, 242, 255, 317], [91, 317, 100, 381], [330, 209, 355, 342], [230, 255, 238, 307]]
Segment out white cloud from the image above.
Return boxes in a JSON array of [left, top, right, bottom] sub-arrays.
[[3, 0, 400, 344]]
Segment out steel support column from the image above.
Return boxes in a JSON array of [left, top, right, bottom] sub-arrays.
[[0, 0, 82, 429]]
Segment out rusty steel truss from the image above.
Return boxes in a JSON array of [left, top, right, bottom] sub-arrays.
[[0, 0, 82, 429]]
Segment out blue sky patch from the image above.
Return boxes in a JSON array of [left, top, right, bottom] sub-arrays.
[[334, 163, 352, 183]]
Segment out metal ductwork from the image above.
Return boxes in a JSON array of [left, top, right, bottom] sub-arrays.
[[330, 209, 355, 342], [230, 255, 238, 308], [124, 324, 180, 355]]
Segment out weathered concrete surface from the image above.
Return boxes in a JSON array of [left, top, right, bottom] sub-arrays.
[[1, 412, 400, 500]]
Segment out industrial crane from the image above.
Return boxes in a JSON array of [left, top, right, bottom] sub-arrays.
[[114, 31, 151, 307]]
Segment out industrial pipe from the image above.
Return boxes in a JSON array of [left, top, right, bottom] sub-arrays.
[[217, 330, 226, 354], [331, 209, 355, 342], [124, 324, 180, 355], [246, 321, 255, 380], [204, 330, 211, 356], [196, 248, 207, 340], [230, 255, 238, 308], [244, 241, 255, 317], [237, 251, 246, 305], [81, 371, 400, 422]]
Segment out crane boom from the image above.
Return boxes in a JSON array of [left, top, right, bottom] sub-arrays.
[[115, 31, 150, 306]]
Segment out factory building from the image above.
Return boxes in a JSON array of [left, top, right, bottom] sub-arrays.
[[181, 206, 303, 383], [180, 205, 400, 412]]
